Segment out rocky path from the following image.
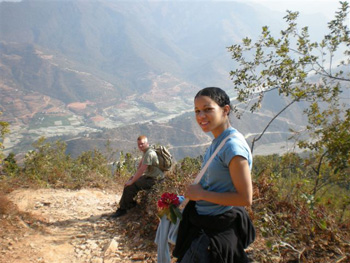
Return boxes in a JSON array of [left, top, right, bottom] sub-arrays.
[[0, 189, 156, 263]]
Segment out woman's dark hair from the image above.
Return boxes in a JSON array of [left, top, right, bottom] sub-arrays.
[[195, 87, 232, 115]]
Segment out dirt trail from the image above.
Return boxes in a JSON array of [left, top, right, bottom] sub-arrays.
[[0, 188, 154, 263]]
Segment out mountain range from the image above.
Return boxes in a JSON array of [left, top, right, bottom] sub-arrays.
[[0, 0, 329, 160]]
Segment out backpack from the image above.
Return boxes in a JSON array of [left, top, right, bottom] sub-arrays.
[[153, 145, 173, 172]]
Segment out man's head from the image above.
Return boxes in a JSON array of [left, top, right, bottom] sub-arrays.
[[137, 135, 149, 152]]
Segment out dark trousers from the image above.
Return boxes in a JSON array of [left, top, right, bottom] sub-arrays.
[[119, 176, 156, 210], [173, 201, 255, 263], [180, 233, 211, 263]]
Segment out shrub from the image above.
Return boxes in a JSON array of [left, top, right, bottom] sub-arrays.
[[2, 153, 20, 177]]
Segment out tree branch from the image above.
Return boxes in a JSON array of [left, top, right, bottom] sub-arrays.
[[251, 98, 299, 153]]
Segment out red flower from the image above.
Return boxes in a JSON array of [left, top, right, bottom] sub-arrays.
[[157, 192, 182, 224], [157, 192, 180, 210]]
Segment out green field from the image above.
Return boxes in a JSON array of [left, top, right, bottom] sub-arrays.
[[29, 114, 72, 129]]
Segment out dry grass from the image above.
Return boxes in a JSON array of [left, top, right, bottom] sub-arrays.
[[0, 195, 14, 215]]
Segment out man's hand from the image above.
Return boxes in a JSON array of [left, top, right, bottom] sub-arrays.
[[124, 163, 148, 188]]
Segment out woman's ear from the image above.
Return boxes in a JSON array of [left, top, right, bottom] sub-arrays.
[[223, 105, 230, 116]]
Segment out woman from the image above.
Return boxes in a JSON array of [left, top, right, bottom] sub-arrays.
[[173, 87, 255, 263]]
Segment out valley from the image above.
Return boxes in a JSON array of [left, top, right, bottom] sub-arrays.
[[2, 91, 302, 162], [0, 0, 316, 161], [1, 68, 306, 161]]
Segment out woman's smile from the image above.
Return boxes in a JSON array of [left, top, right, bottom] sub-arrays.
[[199, 120, 209, 128], [194, 95, 229, 137]]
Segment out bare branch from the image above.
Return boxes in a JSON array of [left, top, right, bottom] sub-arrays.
[[251, 98, 298, 153]]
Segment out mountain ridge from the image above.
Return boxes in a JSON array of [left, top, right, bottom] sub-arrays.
[[0, 0, 326, 159]]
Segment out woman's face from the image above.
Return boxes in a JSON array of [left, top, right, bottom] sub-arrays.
[[194, 95, 229, 137]]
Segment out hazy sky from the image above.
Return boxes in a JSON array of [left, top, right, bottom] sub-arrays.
[[0, 0, 345, 20], [241, 0, 342, 20]]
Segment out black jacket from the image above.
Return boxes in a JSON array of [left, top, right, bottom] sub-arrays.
[[173, 201, 255, 263]]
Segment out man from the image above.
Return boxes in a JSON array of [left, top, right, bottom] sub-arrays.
[[111, 135, 164, 218]]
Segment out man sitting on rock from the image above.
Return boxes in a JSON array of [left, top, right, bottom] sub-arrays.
[[111, 135, 164, 218]]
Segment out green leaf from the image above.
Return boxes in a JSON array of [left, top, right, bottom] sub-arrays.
[[318, 220, 327, 230], [173, 206, 183, 221], [169, 205, 177, 224]]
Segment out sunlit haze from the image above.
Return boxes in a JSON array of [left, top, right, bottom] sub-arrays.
[[239, 0, 342, 19]]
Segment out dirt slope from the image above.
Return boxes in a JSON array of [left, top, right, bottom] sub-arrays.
[[0, 189, 157, 263]]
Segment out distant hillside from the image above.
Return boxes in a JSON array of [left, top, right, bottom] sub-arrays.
[[0, 0, 283, 102], [1, 0, 265, 93], [0, 42, 118, 103], [0, 0, 328, 159], [64, 89, 308, 161]]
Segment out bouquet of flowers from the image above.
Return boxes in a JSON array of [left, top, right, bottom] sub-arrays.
[[157, 192, 182, 224]]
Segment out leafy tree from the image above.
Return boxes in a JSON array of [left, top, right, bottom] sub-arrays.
[[114, 151, 139, 178], [23, 137, 72, 185], [252, 154, 281, 178], [74, 149, 110, 176], [299, 102, 350, 196], [175, 156, 202, 179], [227, 1, 350, 195], [22, 137, 114, 188], [0, 112, 10, 165], [2, 153, 20, 177], [103, 139, 118, 164]]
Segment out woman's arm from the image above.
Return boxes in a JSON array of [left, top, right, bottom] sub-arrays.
[[184, 155, 253, 207]]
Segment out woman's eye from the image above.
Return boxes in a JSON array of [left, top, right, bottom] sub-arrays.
[[195, 107, 213, 114]]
